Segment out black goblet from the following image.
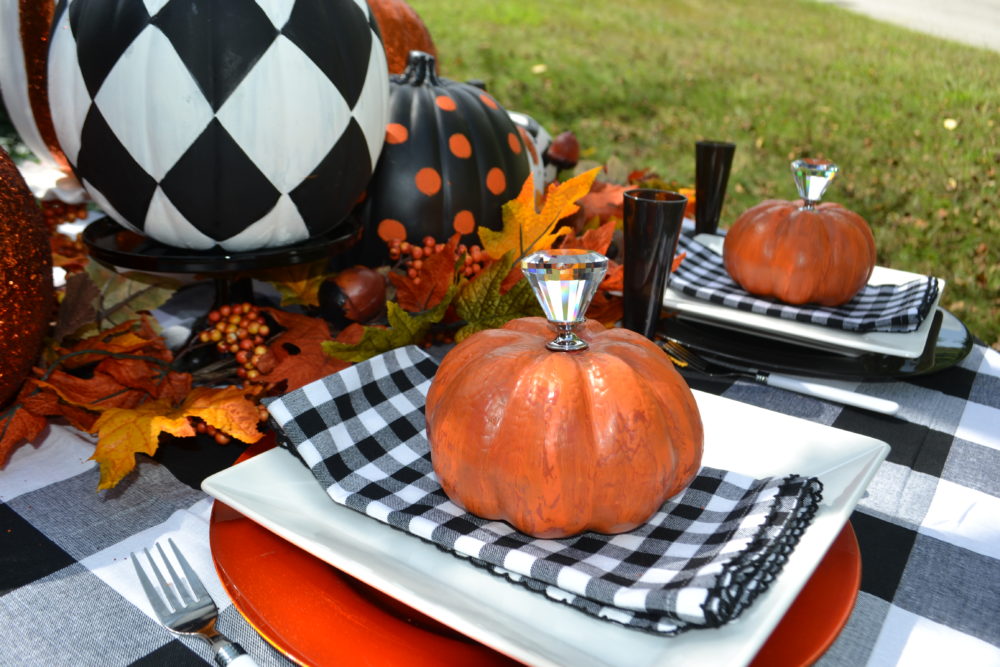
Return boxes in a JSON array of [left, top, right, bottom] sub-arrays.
[[622, 189, 688, 339], [694, 140, 736, 235]]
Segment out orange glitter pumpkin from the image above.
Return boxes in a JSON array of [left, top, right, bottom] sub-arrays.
[[368, 0, 438, 75], [0, 148, 54, 406]]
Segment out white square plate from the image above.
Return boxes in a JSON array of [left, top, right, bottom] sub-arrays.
[[663, 234, 945, 359], [203, 391, 888, 667]]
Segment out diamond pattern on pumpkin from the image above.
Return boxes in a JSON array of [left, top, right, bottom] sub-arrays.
[[160, 118, 281, 240], [68, 0, 152, 98], [290, 118, 373, 235], [93, 27, 214, 180], [216, 36, 351, 191], [76, 107, 157, 227], [153, 0, 279, 111], [282, 0, 372, 108]]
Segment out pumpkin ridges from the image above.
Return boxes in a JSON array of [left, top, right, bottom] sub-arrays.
[[723, 199, 877, 306], [427, 319, 704, 537]]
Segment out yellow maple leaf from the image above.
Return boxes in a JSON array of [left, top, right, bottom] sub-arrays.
[[90, 386, 263, 489], [258, 260, 331, 307], [479, 167, 601, 261]]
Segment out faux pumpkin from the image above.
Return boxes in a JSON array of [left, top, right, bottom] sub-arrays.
[[0, 0, 69, 174], [46, 0, 389, 252], [723, 160, 876, 306], [368, 0, 438, 75], [426, 313, 704, 539], [357, 51, 530, 264], [0, 147, 55, 406]]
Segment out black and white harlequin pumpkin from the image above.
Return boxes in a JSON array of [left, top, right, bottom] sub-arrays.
[[46, 0, 390, 252], [358, 51, 530, 263]]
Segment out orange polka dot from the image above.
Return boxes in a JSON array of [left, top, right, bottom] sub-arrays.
[[448, 133, 472, 158], [377, 219, 407, 242], [486, 167, 506, 195], [415, 167, 442, 195], [435, 96, 456, 111], [479, 94, 498, 109], [453, 210, 475, 234], [507, 132, 522, 154], [385, 123, 408, 144]]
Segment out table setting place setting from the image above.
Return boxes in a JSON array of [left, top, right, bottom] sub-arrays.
[[2, 3, 1000, 666]]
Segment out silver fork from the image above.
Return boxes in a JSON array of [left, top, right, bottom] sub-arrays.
[[131, 539, 258, 666], [659, 337, 900, 415]]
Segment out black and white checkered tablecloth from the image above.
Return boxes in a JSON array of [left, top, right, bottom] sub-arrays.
[[2, 329, 998, 665], [671, 235, 940, 333]]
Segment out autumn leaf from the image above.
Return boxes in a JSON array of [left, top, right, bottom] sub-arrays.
[[90, 385, 262, 489], [85, 261, 178, 329], [258, 260, 332, 307], [20, 386, 98, 433], [390, 234, 461, 312], [53, 271, 100, 343], [90, 398, 192, 489], [602, 263, 625, 291], [559, 220, 616, 255], [479, 167, 600, 261], [0, 403, 48, 467], [454, 252, 542, 342], [566, 181, 631, 230], [56, 317, 171, 370], [259, 308, 351, 392], [35, 369, 148, 411], [180, 386, 264, 444], [323, 286, 457, 362]]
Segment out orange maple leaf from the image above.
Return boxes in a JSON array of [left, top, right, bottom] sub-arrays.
[[57, 317, 171, 369], [90, 385, 263, 489], [479, 167, 600, 261], [35, 369, 148, 411], [0, 403, 48, 467], [20, 385, 98, 432], [585, 291, 624, 328], [390, 234, 460, 312], [559, 220, 616, 256], [260, 308, 351, 393]]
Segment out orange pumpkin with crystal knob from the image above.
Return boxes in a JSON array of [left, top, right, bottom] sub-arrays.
[[723, 159, 876, 307], [723, 199, 876, 306], [425, 317, 704, 539]]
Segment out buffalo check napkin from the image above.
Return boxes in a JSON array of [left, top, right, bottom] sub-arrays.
[[671, 234, 939, 333], [265, 346, 822, 635]]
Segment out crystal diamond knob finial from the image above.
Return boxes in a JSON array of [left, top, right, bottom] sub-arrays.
[[791, 158, 838, 209], [521, 249, 608, 351]]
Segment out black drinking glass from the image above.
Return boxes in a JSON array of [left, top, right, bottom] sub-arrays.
[[622, 189, 688, 339], [694, 140, 736, 235]]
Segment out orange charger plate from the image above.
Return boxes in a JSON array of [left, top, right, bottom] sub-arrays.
[[209, 440, 860, 667]]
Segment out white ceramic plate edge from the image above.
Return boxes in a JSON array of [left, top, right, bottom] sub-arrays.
[[203, 391, 889, 667]]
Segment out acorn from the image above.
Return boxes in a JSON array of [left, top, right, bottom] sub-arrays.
[[544, 130, 580, 171], [319, 265, 386, 325]]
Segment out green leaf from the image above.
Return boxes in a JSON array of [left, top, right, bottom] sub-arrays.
[[322, 286, 457, 362], [453, 252, 543, 342], [85, 261, 179, 330]]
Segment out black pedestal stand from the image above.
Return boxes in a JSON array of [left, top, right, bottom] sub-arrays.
[[81, 217, 362, 487], [83, 216, 362, 368]]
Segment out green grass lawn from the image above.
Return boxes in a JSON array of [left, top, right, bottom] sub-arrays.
[[409, 0, 1000, 348]]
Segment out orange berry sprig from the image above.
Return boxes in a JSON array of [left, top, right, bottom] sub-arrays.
[[196, 303, 271, 382], [40, 199, 89, 228], [387, 235, 486, 284]]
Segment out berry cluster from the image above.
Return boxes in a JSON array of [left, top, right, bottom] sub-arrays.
[[197, 303, 271, 381], [387, 235, 486, 284], [40, 200, 89, 227]]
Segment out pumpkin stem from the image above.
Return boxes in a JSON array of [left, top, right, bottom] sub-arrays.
[[397, 50, 441, 86], [791, 159, 838, 210]]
